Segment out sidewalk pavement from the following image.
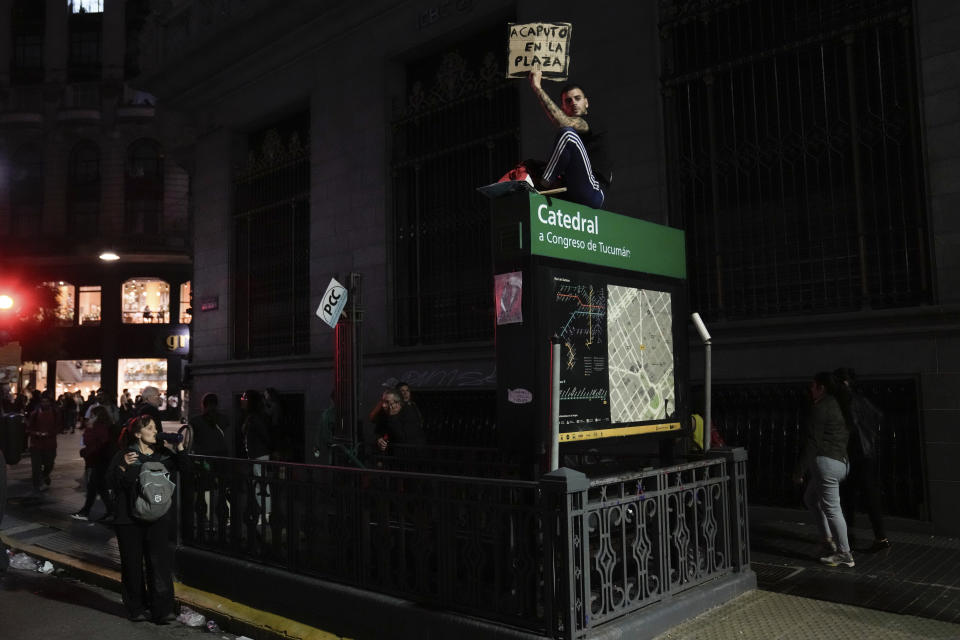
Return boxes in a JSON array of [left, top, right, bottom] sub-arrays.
[[1, 429, 341, 640], [3, 430, 960, 640]]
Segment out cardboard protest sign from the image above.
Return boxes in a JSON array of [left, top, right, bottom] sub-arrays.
[[506, 22, 572, 80]]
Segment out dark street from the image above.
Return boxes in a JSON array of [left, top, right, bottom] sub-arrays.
[[0, 569, 214, 640]]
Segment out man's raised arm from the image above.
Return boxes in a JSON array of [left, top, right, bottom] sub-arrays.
[[528, 68, 588, 133]]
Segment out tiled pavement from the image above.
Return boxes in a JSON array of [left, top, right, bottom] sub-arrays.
[[750, 518, 960, 624]]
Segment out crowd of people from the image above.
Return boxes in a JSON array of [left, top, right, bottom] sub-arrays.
[[0, 384, 183, 623], [796, 367, 889, 570]]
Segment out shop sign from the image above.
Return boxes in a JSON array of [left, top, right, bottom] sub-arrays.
[[163, 329, 190, 354], [199, 296, 219, 312]]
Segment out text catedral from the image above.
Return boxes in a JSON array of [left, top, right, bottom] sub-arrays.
[[537, 203, 599, 234]]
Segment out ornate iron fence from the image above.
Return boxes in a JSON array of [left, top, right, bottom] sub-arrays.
[[543, 450, 749, 638], [179, 448, 750, 638]]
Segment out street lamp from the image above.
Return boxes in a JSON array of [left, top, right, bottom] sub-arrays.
[[99, 251, 120, 261], [0, 294, 13, 310]]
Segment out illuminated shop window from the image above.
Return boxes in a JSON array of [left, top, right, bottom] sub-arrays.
[[55, 359, 100, 399], [78, 285, 101, 326], [69, 1, 102, 14], [179, 282, 192, 324], [118, 358, 167, 398], [19, 361, 48, 396], [43, 282, 75, 325], [122, 278, 170, 324]]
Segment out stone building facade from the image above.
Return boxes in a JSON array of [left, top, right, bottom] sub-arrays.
[[0, 0, 192, 402], [133, 0, 960, 533]]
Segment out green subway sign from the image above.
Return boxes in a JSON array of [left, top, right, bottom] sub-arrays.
[[526, 194, 686, 278]]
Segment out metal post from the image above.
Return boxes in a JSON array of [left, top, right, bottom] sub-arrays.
[[350, 272, 362, 450], [551, 337, 561, 471], [691, 313, 713, 451], [704, 340, 712, 452]]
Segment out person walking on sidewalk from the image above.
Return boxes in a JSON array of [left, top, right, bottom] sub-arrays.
[[27, 390, 61, 494], [835, 367, 890, 552], [795, 372, 854, 568], [72, 405, 116, 522], [107, 415, 185, 623]]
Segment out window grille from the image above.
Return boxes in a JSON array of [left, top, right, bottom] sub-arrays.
[[10, 145, 43, 238], [68, 10, 102, 81], [233, 116, 310, 359], [68, 141, 100, 238], [125, 139, 164, 235], [391, 27, 519, 345], [660, 0, 929, 320], [11, 0, 44, 85]]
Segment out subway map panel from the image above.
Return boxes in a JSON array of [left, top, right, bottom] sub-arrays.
[[606, 285, 674, 423], [551, 273, 675, 430], [552, 275, 610, 428]]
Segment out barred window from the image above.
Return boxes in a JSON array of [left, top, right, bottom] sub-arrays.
[[68, 141, 100, 238], [125, 139, 164, 235], [10, 144, 43, 237], [11, 0, 44, 85], [660, 0, 929, 320], [68, 10, 102, 81], [391, 26, 519, 345], [233, 113, 310, 359]]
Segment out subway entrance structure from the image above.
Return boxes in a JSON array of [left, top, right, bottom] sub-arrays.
[[177, 192, 755, 640], [491, 191, 691, 468]]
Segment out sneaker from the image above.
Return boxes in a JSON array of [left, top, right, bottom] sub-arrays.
[[867, 538, 891, 553], [820, 551, 855, 568], [70, 511, 90, 521]]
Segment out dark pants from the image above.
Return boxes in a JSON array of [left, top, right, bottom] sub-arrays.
[[840, 453, 886, 541], [542, 126, 605, 208], [30, 449, 56, 491], [115, 518, 175, 619], [80, 463, 114, 515]]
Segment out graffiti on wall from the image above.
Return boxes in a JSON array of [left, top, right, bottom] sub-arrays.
[[379, 365, 496, 389]]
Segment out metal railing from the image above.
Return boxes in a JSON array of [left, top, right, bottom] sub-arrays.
[[544, 449, 749, 638], [364, 443, 536, 480], [179, 448, 750, 638], [179, 457, 545, 630]]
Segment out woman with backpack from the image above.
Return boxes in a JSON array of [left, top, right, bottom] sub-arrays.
[[107, 415, 185, 623]]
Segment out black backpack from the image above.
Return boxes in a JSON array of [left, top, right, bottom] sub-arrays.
[[849, 395, 883, 459]]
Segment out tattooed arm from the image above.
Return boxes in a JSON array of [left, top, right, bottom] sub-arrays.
[[529, 68, 589, 133]]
